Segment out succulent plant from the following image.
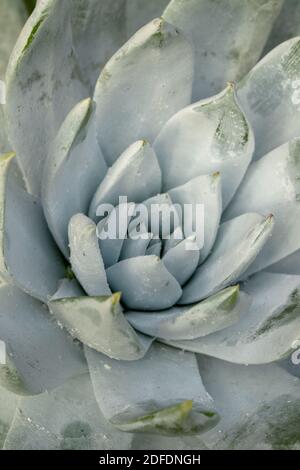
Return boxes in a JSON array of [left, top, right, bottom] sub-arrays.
[[0, 0, 300, 450]]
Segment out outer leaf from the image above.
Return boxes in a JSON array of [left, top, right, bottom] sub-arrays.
[[163, 0, 283, 100], [106, 255, 182, 310], [71, 0, 127, 90], [85, 343, 219, 436], [0, 282, 86, 395], [49, 293, 153, 361], [278, 356, 300, 380], [4, 374, 132, 450], [0, 385, 19, 449], [6, 0, 88, 196], [154, 85, 254, 208], [0, 0, 28, 79], [132, 433, 207, 451], [42, 98, 107, 257], [199, 356, 300, 450], [0, 110, 10, 156], [238, 37, 300, 160], [0, 153, 65, 302], [180, 213, 274, 305], [268, 249, 300, 275], [126, 0, 170, 38], [94, 18, 194, 165], [225, 140, 300, 275], [264, 0, 300, 53], [126, 285, 249, 341], [169, 272, 300, 365]]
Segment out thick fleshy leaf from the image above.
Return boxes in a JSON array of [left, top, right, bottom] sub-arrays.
[[97, 202, 137, 268], [237, 37, 300, 160], [180, 213, 274, 305], [163, 0, 283, 100], [6, 0, 88, 196], [89, 140, 161, 220], [162, 236, 200, 286], [51, 278, 84, 300], [0, 282, 86, 395], [199, 356, 300, 450], [169, 173, 222, 262], [126, 0, 170, 38], [106, 255, 182, 310], [4, 374, 132, 450], [49, 293, 153, 361], [42, 98, 107, 257], [154, 85, 254, 208], [0, 385, 19, 449], [268, 249, 300, 275], [71, 0, 127, 90], [0, 153, 65, 301], [146, 239, 162, 257], [126, 285, 249, 341], [0, 0, 27, 79], [68, 214, 110, 296], [162, 225, 184, 255], [225, 140, 300, 275], [94, 18, 194, 165], [264, 0, 300, 54], [132, 193, 180, 240], [278, 355, 300, 380], [0, 109, 11, 156], [85, 343, 219, 436], [169, 272, 300, 365], [132, 433, 207, 451], [120, 227, 153, 261]]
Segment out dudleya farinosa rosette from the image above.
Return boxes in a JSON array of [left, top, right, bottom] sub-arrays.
[[1, 0, 300, 450]]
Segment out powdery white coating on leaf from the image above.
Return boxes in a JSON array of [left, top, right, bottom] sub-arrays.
[[162, 236, 200, 286], [71, 0, 127, 90], [180, 213, 274, 304], [6, 0, 88, 196], [225, 139, 300, 275], [199, 356, 300, 450], [106, 255, 182, 311], [68, 213, 111, 297], [0, 0, 27, 79], [264, 0, 300, 53], [126, 0, 170, 38], [42, 98, 107, 258], [238, 37, 300, 160], [0, 283, 86, 395], [94, 17, 194, 165], [168, 173, 222, 262], [169, 272, 300, 365], [126, 285, 249, 341], [89, 140, 161, 220], [0, 153, 65, 302], [3, 374, 132, 450], [268, 249, 300, 275], [163, 0, 284, 100], [85, 343, 218, 436], [0, 385, 19, 449], [49, 293, 153, 361], [154, 85, 254, 208]]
